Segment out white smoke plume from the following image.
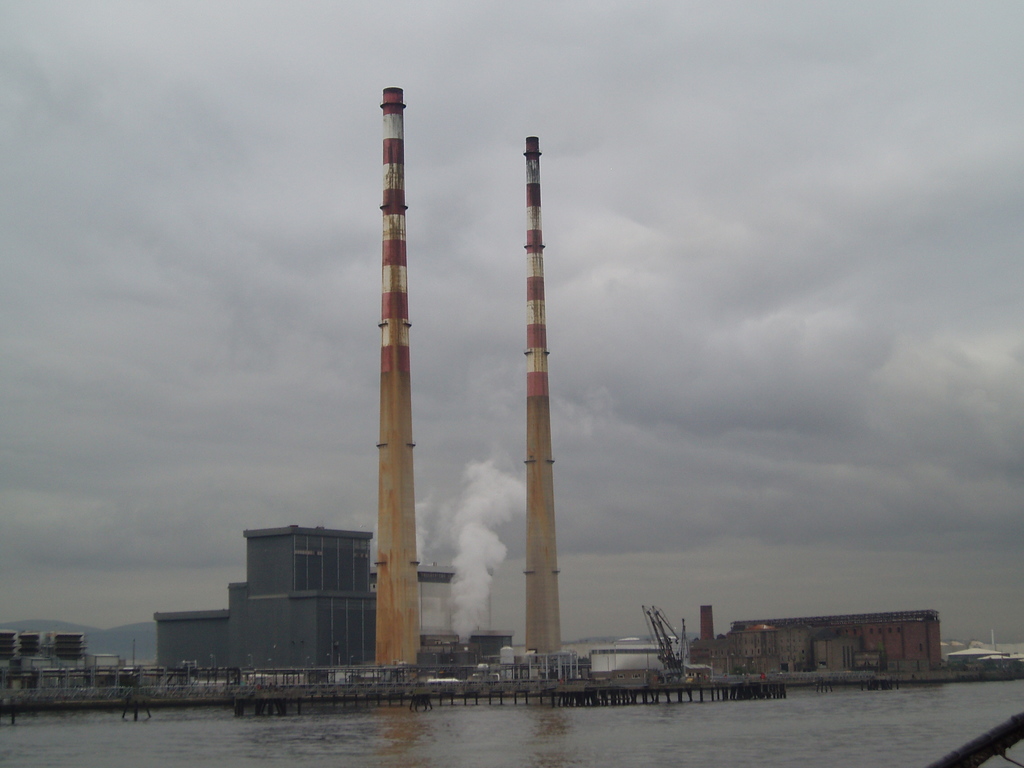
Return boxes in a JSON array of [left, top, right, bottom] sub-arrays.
[[446, 460, 525, 641], [415, 495, 434, 564]]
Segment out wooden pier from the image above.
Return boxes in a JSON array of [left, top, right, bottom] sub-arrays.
[[0, 679, 795, 720], [228, 680, 787, 716]]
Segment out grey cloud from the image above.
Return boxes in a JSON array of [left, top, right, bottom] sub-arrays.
[[2, 0, 1022, 640]]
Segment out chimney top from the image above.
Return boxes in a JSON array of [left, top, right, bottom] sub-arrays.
[[382, 87, 405, 107]]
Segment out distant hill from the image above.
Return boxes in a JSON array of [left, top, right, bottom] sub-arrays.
[[1, 620, 156, 663]]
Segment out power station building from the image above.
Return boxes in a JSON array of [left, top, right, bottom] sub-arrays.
[[155, 526, 375, 668], [156, 90, 546, 668], [155, 527, 511, 668]]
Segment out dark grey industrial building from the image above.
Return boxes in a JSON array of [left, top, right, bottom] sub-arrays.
[[155, 526, 375, 668]]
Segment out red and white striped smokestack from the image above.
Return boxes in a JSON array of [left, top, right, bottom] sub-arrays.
[[375, 87, 420, 665], [524, 136, 562, 654]]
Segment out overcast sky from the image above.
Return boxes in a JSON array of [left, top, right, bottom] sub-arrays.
[[2, 0, 1022, 645]]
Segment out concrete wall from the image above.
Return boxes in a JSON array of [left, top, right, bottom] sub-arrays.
[[776, 626, 812, 672], [813, 634, 859, 671], [314, 595, 374, 666], [155, 612, 230, 667], [246, 535, 292, 596]]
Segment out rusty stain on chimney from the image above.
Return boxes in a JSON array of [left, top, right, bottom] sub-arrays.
[[524, 136, 562, 654], [375, 87, 420, 665]]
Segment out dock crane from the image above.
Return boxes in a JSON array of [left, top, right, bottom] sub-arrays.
[[643, 605, 688, 680]]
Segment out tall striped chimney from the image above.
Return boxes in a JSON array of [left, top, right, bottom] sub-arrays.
[[524, 136, 562, 654], [375, 87, 420, 665]]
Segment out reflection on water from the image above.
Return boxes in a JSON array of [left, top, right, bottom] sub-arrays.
[[529, 709, 582, 768], [0, 680, 1021, 768], [367, 696, 587, 768], [374, 707, 433, 768]]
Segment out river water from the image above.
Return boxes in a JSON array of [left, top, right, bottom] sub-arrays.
[[2, 680, 1022, 767]]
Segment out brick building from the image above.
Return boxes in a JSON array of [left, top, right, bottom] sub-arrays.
[[731, 610, 941, 673], [691, 609, 941, 674]]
